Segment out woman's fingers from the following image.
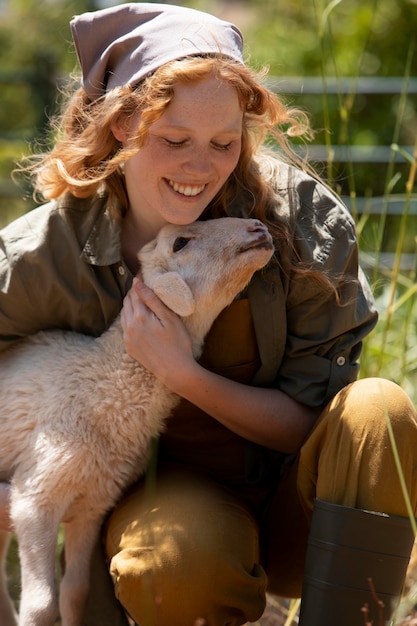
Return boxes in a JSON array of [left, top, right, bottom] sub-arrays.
[[120, 278, 194, 382]]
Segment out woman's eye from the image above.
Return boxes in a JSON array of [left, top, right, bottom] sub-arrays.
[[164, 138, 186, 148], [173, 237, 190, 252], [212, 141, 233, 151]]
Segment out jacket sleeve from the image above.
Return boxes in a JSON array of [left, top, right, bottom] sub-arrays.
[[267, 161, 378, 407], [0, 201, 126, 352]]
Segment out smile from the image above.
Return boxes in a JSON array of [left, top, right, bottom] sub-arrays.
[[168, 180, 206, 197]]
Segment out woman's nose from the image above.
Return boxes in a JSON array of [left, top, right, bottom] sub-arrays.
[[182, 147, 213, 175]]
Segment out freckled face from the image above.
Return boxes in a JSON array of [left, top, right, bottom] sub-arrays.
[[122, 75, 243, 234]]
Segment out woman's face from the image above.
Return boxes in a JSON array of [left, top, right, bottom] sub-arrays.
[[119, 74, 243, 235]]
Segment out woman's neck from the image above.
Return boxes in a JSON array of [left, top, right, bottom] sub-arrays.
[[121, 209, 165, 274]]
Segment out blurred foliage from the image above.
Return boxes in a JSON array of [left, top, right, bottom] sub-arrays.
[[184, 0, 417, 78]]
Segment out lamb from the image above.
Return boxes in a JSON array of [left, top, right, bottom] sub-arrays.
[[0, 217, 274, 626]]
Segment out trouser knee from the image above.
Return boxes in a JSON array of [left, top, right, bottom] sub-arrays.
[[298, 377, 417, 516], [338, 376, 415, 428], [105, 469, 267, 626]]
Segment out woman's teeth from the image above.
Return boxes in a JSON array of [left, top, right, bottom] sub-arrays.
[[168, 180, 205, 197]]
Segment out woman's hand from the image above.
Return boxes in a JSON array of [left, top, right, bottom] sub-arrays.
[[120, 277, 195, 388]]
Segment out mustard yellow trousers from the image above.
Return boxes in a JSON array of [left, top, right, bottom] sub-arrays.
[[100, 378, 417, 626]]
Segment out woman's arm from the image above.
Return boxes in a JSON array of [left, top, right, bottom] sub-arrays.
[[121, 280, 320, 454]]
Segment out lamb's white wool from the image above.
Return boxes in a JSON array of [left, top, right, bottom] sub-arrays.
[[0, 217, 274, 626]]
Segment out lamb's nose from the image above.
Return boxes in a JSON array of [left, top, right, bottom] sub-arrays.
[[248, 219, 268, 234]]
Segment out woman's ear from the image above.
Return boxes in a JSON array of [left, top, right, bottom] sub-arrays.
[[111, 120, 129, 143], [111, 113, 140, 144]]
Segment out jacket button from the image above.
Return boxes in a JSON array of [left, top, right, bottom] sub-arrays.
[[336, 355, 346, 366]]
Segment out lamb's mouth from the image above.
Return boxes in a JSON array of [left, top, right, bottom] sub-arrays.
[[168, 180, 206, 197], [239, 235, 274, 253]]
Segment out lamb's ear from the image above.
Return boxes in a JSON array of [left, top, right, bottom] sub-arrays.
[[151, 272, 195, 317]]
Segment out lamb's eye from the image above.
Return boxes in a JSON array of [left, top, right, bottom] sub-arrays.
[[173, 237, 190, 253]]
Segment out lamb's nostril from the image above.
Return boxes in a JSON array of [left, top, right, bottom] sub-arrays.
[[248, 220, 268, 234]]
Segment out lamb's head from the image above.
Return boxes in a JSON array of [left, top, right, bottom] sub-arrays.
[[138, 218, 274, 353]]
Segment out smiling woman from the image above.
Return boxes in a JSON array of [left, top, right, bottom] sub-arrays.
[[112, 75, 243, 260], [2, 3, 417, 626]]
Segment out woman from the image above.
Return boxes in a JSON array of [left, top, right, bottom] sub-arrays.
[[1, 4, 417, 625]]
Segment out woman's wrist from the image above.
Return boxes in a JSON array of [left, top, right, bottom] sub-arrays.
[[160, 356, 205, 397]]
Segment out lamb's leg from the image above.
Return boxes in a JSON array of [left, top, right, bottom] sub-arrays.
[[13, 505, 60, 626], [0, 530, 18, 626], [59, 517, 103, 626]]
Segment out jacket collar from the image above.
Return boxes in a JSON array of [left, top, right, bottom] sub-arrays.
[[78, 192, 124, 266]]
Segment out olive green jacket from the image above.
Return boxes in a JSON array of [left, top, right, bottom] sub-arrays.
[[0, 157, 377, 408]]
